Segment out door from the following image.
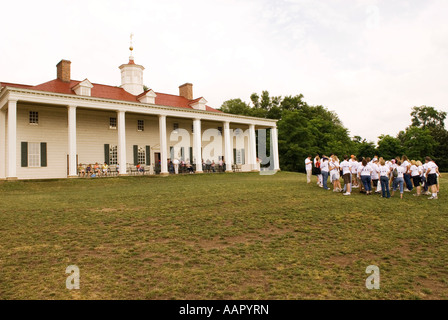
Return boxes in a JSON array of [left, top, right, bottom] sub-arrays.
[[154, 152, 161, 165]]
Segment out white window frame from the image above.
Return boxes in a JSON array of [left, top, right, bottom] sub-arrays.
[[137, 119, 144, 132], [109, 117, 117, 129], [29, 111, 39, 125], [109, 145, 118, 165], [138, 146, 146, 165], [28, 142, 41, 167]]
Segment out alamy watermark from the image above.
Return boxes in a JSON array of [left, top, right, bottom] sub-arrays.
[[169, 127, 277, 175], [365, 265, 380, 290], [66, 265, 80, 290]]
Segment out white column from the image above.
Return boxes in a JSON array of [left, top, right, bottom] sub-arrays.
[[193, 118, 202, 173], [249, 124, 258, 171], [7, 99, 17, 179], [271, 126, 280, 171], [223, 121, 232, 172], [67, 105, 77, 177], [159, 115, 168, 174], [117, 110, 127, 175], [0, 108, 6, 179]]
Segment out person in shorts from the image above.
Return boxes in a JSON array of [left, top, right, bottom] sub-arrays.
[[425, 157, 440, 200], [340, 155, 352, 196], [410, 160, 422, 196]]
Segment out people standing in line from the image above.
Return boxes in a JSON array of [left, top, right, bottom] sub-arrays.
[[358, 158, 373, 195], [320, 155, 330, 190], [305, 155, 313, 184], [425, 157, 440, 200], [378, 159, 391, 198], [340, 155, 352, 196]]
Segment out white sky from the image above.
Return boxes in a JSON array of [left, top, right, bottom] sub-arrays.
[[1, 0, 448, 142]]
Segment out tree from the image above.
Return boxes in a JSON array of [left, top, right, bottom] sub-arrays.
[[408, 106, 447, 170], [352, 138, 376, 160], [221, 91, 361, 172], [219, 99, 252, 116], [411, 106, 447, 129], [376, 135, 404, 160], [397, 127, 437, 160]]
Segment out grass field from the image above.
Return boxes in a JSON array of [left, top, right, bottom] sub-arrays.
[[0, 171, 447, 300]]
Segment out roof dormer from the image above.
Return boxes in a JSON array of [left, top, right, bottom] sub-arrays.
[[72, 79, 93, 96], [189, 97, 207, 111], [137, 89, 157, 104]]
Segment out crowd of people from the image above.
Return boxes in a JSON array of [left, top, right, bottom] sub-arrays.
[[305, 154, 441, 200]]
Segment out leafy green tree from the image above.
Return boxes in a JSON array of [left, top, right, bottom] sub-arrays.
[[353, 138, 376, 160], [377, 135, 404, 160], [397, 127, 436, 160], [408, 106, 447, 170], [220, 99, 252, 116], [221, 91, 363, 172], [411, 106, 447, 129]]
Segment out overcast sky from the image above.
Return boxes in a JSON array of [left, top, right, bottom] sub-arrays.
[[2, 0, 447, 142]]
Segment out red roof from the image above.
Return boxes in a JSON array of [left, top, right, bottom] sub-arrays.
[[1, 79, 222, 113]]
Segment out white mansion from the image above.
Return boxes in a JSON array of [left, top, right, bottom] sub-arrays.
[[0, 53, 279, 180]]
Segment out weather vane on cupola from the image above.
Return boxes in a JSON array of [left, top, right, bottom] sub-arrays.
[[129, 33, 134, 61]]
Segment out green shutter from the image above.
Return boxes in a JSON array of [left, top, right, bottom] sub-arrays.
[[21, 142, 28, 167], [241, 149, 245, 165], [104, 144, 110, 165], [145, 146, 150, 165], [233, 148, 236, 164], [133, 145, 138, 165], [181, 147, 185, 161], [189, 147, 193, 163], [170, 146, 174, 159], [40, 142, 47, 167]]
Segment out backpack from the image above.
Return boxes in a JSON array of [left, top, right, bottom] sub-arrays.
[[393, 168, 398, 178]]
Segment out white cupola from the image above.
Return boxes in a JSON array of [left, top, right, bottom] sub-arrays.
[[119, 34, 145, 96]]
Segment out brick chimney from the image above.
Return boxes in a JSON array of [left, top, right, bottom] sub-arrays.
[[179, 83, 193, 100], [56, 60, 71, 82]]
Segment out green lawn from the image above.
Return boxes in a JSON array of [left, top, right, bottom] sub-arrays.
[[0, 172, 447, 300]]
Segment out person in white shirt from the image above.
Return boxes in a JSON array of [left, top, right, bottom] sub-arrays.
[[329, 155, 342, 192], [409, 160, 422, 196], [305, 156, 313, 184], [340, 155, 352, 196], [392, 160, 406, 199], [173, 158, 180, 174], [349, 155, 359, 188], [370, 159, 380, 193], [378, 159, 391, 198], [320, 156, 330, 190], [425, 156, 441, 200], [420, 161, 429, 194], [401, 155, 413, 192], [358, 158, 373, 195]]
